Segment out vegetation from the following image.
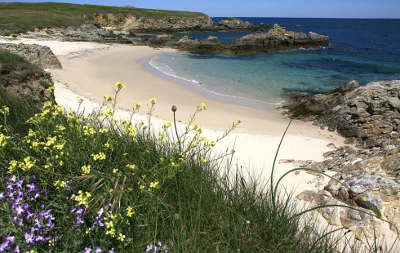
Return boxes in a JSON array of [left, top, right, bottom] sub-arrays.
[[0, 49, 52, 89], [0, 2, 207, 35], [0, 74, 350, 253]]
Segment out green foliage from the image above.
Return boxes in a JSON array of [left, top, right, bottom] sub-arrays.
[[0, 85, 342, 252], [0, 2, 207, 35]]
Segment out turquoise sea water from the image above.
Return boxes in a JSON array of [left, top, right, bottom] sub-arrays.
[[147, 18, 400, 104]]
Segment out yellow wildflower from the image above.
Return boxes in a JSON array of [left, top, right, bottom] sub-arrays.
[[8, 160, 18, 173], [99, 128, 109, 134], [0, 133, 8, 148], [115, 81, 125, 90], [92, 152, 106, 161], [112, 168, 119, 174], [21, 156, 36, 171], [72, 190, 91, 208], [83, 126, 96, 136], [198, 102, 207, 111], [118, 233, 126, 242], [156, 133, 166, 142], [103, 94, 113, 103], [135, 102, 142, 110], [56, 124, 66, 132], [0, 106, 9, 116], [81, 165, 91, 175], [162, 121, 172, 130], [149, 97, 157, 105], [149, 181, 160, 190], [102, 107, 114, 118], [126, 164, 137, 171], [126, 206, 135, 218], [54, 180, 67, 190], [104, 141, 111, 149]]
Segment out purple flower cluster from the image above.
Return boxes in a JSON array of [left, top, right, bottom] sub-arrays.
[[0, 236, 18, 252], [0, 176, 57, 252], [82, 246, 115, 253], [146, 241, 169, 253], [71, 206, 86, 226]]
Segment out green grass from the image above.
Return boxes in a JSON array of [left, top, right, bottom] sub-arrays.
[[0, 2, 208, 35], [0, 83, 347, 252]]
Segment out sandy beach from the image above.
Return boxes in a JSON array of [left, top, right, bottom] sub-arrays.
[[47, 41, 345, 194]]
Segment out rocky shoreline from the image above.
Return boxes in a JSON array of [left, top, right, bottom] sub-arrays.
[[9, 18, 329, 55], [283, 80, 400, 243]]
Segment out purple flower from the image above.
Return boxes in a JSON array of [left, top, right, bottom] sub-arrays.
[[84, 247, 92, 253], [13, 245, 20, 253], [24, 232, 34, 244], [94, 207, 104, 227], [108, 248, 115, 253], [0, 192, 5, 201], [95, 247, 102, 253]]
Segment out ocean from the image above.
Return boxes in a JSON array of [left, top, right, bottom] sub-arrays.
[[146, 18, 400, 105]]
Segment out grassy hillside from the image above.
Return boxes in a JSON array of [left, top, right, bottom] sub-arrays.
[[0, 49, 344, 251], [0, 2, 208, 35]]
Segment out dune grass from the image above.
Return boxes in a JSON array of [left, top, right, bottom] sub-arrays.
[[0, 2, 207, 35], [0, 80, 347, 253]]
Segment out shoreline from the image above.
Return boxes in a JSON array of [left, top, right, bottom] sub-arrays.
[[1, 36, 346, 194], [141, 53, 284, 112]]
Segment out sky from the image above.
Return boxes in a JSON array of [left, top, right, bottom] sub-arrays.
[[5, 0, 400, 19]]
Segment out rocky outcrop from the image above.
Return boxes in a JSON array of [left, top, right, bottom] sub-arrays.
[[283, 79, 400, 245], [94, 13, 214, 33], [231, 24, 329, 52], [283, 80, 400, 151], [215, 18, 255, 31], [0, 49, 54, 105], [0, 43, 61, 69], [172, 25, 329, 54]]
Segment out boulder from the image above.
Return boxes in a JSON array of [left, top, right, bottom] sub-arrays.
[[283, 80, 400, 150], [231, 24, 329, 52], [0, 43, 61, 69]]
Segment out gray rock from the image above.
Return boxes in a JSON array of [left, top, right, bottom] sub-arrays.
[[0, 43, 61, 69]]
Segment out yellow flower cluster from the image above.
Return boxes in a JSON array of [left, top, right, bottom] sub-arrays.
[[156, 133, 166, 142], [149, 97, 157, 105], [162, 121, 172, 130], [0, 106, 9, 116], [20, 156, 36, 172], [81, 165, 91, 175], [54, 180, 67, 190], [115, 81, 125, 91], [0, 133, 8, 148], [126, 206, 135, 218], [72, 190, 91, 208], [102, 107, 114, 118], [92, 152, 106, 161], [149, 181, 160, 190], [126, 163, 138, 173], [104, 211, 117, 237], [103, 94, 113, 103], [198, 102, 207, 111], [83, 125, 96, 137]]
